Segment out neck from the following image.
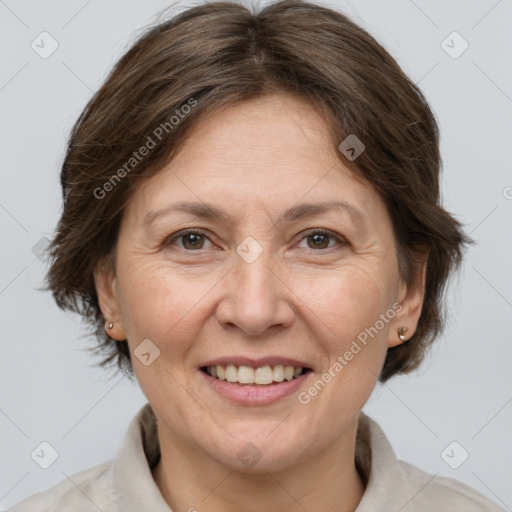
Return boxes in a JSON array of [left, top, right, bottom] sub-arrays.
[[152, 417, 366, 512]]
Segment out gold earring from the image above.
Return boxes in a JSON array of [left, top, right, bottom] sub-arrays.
[[398, 326, 408, 341]]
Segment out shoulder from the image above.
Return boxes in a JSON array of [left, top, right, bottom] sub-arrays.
[[397, 460, 506, 512], [7, 460, 116, 512], [359, 413, 506, 512]]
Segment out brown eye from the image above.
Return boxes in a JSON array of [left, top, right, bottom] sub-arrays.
[[165, 229, 212, 251], [298, 229, 345, 251], [307, 232, 330, 249], [181, 232, 205, 250]]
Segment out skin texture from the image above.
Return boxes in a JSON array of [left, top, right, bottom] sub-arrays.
[[94, 93, 426, 512]]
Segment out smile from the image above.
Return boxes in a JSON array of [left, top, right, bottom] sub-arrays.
[[200, 364, 312, 385], [199, 363, 314, 405]]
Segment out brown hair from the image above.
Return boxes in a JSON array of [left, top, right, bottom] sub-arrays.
[[44, 0, 472, 383]]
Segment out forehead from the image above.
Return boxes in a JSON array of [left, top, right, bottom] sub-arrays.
[[180, 93, 335, 169], [124, 93, 383, 227]]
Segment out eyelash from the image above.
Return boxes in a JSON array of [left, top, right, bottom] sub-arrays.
[[164, 228, 347, 253]]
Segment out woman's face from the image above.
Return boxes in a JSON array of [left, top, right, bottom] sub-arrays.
[[96, 93, 424, 472]]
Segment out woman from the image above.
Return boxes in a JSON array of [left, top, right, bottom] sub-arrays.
[[8, 0, 506, 510]]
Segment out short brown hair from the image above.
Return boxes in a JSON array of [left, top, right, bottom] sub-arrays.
[[44, 0, 472, 383]]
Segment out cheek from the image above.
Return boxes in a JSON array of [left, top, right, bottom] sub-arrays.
[[116, 257, 214, 354], [296, 264, 396, 407], [293, 269, 394, 426], [300, 263, 395, 341]]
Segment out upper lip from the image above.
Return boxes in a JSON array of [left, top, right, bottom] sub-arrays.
[[200, 356, 312, 370]]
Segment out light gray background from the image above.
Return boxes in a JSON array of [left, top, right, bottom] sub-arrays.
[[1, 0, 511, 509]]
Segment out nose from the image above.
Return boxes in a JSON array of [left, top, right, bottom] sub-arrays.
[[215, 249, 295, 336]]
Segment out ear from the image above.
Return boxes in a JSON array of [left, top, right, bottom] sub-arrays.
[[388, 248, 429, 348], [93, 256, 128, 341]]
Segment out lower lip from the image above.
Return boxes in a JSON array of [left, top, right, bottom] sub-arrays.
[[199, 369, 312, 405]]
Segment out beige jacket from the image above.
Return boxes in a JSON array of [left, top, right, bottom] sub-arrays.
[[8, 403, 506, 511]]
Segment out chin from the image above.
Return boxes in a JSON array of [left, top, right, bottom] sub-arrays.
[[205, 430, 310, 474]]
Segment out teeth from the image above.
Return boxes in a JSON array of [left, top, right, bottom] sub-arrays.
[[225, 364, 238, 383], [255, 366, 273, 385], [273, 365, 284, 382], [205, 364, 307, 385], [238, 365, 255, 384], [284, 366, 294, 381]]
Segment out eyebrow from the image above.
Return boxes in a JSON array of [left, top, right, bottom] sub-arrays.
[[142, 199, 366, 230]]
